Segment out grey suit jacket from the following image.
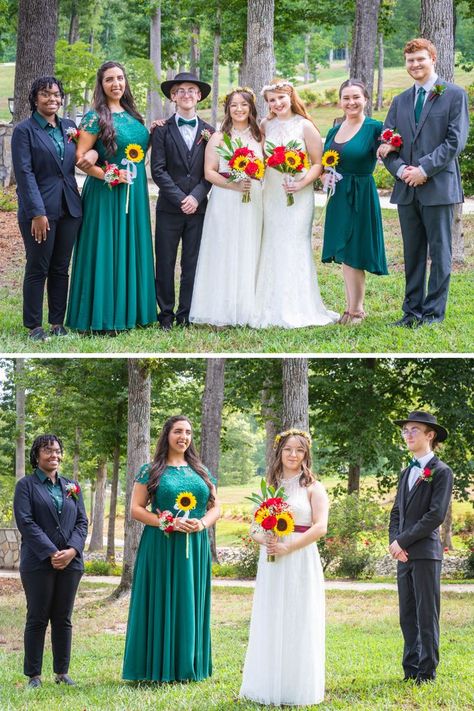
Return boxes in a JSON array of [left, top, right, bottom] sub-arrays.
[[382, 80, 469, 206]]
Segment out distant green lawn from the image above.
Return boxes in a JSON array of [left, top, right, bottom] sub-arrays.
[[0, 582, 472, 710]]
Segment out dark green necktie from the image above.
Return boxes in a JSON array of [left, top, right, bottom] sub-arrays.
[[177, 117, 197, 127], [409, 459, 421, 469], [414, 87, 426, 125]]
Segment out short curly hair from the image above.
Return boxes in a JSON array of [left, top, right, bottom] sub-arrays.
[[404, 38, 437, 61], [29, 434, 64, 469], [28, 76, 65, 113]]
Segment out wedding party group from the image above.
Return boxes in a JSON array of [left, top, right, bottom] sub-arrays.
[[10, 37, 469, 342], [13, 411, 453, 705]]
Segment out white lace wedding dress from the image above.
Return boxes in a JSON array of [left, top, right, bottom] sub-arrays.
[[239, 475, 326, 706], [251, 114, 338, 328], [189, 127, 263, 326]]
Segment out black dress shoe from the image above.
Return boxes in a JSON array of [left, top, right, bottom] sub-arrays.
[[159, 321, 173, 331], [50, 325, 68, 336], [27, 676, 42, 688], [420, 316, 444, 326], [28, 326, 49, 341], [391, 315, 421, 328], [403, 675, 417, 682], [55, 673, 76, 685], [415, 675, 435, 685]]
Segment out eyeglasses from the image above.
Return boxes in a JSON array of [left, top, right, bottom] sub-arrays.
[[173, 88, 199, 97], [401, 427, 424, 437], [40, 447, 62, 455], [38, 91, 62, 100]]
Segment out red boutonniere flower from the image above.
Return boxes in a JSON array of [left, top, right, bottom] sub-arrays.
[[380, 128, 403, 148], [66, 127, 80, 143], [429, 84, 447, 101], [65, 482, 81, 500], [417, 467, 434, 484]]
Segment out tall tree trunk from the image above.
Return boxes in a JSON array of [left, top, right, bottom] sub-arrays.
[[243, 0, 275, 118], [63, 0, 79, 117], [261, 375, 281, 470], [350, 0, 381, 116], [348, 462, 361, 494], [211, 8, 221, 128], [200, 359, 225, 563], [441, 500, 453, 549], [376, 32, 384, 111], [106, 435, 120, 563], [15, 358, 25, 482], [190, 23, 200, 77], [282, 359, 309, 431], [304, 34, 311, 83], [112, 360, 150, 598], [88, 461, 107, 552], [13, 0, 59, 124], [149, 2, 163, 122], [73, 426, 81, 481], [421, 0, 463, 262], [89, 482, 95, 525]]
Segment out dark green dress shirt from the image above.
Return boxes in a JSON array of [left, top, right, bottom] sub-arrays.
[[35, 467, 64, 515], [33, 110, 65, 161]]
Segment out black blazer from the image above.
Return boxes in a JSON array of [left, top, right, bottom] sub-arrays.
[[11, 115, 82, 222], [13, 472, 88, 572], [150, 115, 214, 214], [389, 455, 453, 560]]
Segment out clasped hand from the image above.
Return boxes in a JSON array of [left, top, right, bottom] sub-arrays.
[[401, 166, 427, 187], [265, 533, 291, 557], [173, 517, 202, 533], [388, 540, 408, 563], [50, 548, 76, 569]]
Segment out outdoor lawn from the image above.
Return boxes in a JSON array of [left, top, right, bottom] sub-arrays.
[[0, 579, 472, 710]]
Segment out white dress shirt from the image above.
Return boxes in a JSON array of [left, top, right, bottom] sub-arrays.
[[175, 113, 198, 150], [408, 450, 434, 490]]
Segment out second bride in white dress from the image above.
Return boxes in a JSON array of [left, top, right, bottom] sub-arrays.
[[189, 88, 263, 326], [240, 429, 329, 706], [251, 80, 338, 328]]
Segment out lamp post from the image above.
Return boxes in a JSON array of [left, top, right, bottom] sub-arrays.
[[8, 97, 14, 123]]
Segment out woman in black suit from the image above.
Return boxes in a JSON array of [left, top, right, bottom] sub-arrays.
[[11, 77, 83, 341], [13, 434, 88, 688]]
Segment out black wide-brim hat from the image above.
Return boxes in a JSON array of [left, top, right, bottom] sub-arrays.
[[161, 72, 211, 100], [393, 410, 448, 441]]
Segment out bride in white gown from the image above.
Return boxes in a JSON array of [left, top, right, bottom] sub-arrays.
[[240, 429, 329, 706], [251, 80, 338, 328], [189, 88, 263, 326]]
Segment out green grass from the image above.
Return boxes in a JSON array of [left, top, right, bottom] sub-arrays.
[[0, 581, 472, 710], [0, 63, 14, 121], [1, 208, 473, 353]]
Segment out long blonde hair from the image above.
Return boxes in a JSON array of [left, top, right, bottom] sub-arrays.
[[263, 80, 317, 129]]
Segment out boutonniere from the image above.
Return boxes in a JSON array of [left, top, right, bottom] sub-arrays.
[[197, 128, 212, 145], [65, 482, 81, 500], [380, 128, 403, 148], [417, 467, 434, 484], [66, 127, 80, 143], [429, 84, 447, 101]]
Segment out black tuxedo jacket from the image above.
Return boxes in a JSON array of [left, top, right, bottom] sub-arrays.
[[13, 472, 88, 572], [150, 114, 214, 214], [389, 455, 453, 560], [11, 116, 82, 222]]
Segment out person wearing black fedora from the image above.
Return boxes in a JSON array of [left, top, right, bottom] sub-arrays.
[[151, 72, 214, 330], [388, 411, 453, 685]]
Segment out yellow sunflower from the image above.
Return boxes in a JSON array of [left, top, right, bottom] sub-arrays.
[[321, 149, 340, 168], [274, 512, 295, 536], [254, 159, 265, 180], [125, 143, 145, 162], [303, 156, 310, 170], [255, 506, 271, 524], [284, 150, 302, 169], [175, 491, 197, 511], [233, 155, 250, 171]]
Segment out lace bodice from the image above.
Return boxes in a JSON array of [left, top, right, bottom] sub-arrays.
[[264, 114, 307, 151], [280, 475, 313, 527], [80, 110, 149, 163], [135, 463, 212, 518]]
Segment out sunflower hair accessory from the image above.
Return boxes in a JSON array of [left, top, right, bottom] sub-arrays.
[[224, 86, 256, 104], [273, 428, 311, 449], [261, 80, 293, 96]]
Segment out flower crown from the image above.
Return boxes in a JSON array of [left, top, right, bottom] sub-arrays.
[[273, 428, 312, 449], [261, 80, 293, 96], [224, 86, 256, 104]]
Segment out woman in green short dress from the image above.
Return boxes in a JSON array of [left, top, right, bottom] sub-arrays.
[[122, 415, 220, 683], [66, 61, 157, 332], [322, 79, 388, 325]]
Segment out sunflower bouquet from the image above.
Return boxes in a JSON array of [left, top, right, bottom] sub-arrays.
[[321, 149, 343, 199], [264, 139, 309, 206], [246, 478, 295, 562], [122, 143, 145, 214], [215, 134, 264, 203], [174, 491, 197, 558]]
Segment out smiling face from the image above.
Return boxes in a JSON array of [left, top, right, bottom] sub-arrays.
[[405, 49, 436, 84], [280, 435, 307, 474], [37, 440, 62, 477], [35, 83, 62, 120], [171, 82, 201, 114], [167, 420, 192, 458], [265, 90, 292, 119], [228, 93, 250, 124], [401, 423, 435, 457], [340, 86, 367, 119], [101, 66, 126, 102]]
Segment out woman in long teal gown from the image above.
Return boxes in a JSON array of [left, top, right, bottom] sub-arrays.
[[322, 79, 388, 325], [122, 416, 220, 683], [66, 61, 157, 332]]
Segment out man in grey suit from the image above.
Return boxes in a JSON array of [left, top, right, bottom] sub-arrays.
[[381, 38, 469, 327]]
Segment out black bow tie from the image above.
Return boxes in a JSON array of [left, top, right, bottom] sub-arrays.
[[178, 117, 197, 127]]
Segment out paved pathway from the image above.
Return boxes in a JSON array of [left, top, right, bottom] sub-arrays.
[[1, 569, 472, 593]]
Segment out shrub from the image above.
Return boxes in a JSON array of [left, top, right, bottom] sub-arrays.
[[212, 562, 238, 578], [452, 509, 474, 535], [235, 534, 259, 579], [0, 187, 17, 212], [0, 476, 15, 525], [373, 164, 395, 191], [299, 89, 318, 106], [324, 88, 339, 105], [459, 118, 474, 197], [336, 541, 376, 579], [84, 560, 122, 576], [465, 537, 474, 579]]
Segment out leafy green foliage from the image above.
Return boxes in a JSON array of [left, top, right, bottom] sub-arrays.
[[459, 115, 474, 197], [235, 534, 259, 578]]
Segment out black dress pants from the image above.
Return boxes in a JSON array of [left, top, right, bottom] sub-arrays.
[[20, 211, 81, 329], [20, 568, 82, 677], [155, 211, 205, 325], [397, 558, 442, 679]]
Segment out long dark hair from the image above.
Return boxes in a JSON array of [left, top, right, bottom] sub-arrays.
[[29, 434, 63, 469], [92, 61, 144, 157], [147, 416, 215, 509], [267, 433, 315, 490], [221, 89, 262, 142]]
